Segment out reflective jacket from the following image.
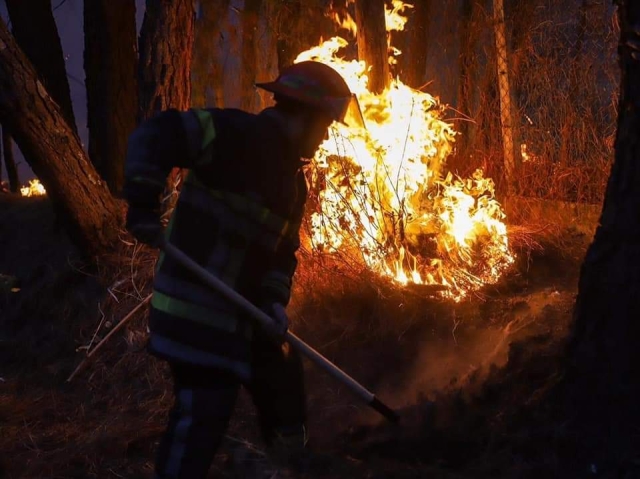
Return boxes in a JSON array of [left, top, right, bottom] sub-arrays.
[[123, 107, 307, 380]]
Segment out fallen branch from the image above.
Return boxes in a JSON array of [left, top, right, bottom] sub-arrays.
[[66, 294, 152, 383]]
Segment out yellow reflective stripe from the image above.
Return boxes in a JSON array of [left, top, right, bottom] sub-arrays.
[[130, 175, 166, 189], [184, 174, 295, 238], [151, 290, 240, 334], [192, 109, 216, 152]]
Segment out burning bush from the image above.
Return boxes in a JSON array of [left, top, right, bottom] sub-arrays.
[[296, 13, 514, 300]]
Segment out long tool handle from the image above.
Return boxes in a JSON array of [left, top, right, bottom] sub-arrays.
[[162, 241, 399, 423]]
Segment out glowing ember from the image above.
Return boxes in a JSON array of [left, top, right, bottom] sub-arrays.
[[20, 179, 46, 197], [295, 2, 514, 300]]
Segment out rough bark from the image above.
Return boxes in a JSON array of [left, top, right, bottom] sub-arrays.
[[84, 0, 138, 196], [0, 18, 122, 257], [559, 0, 590, 167], [492, 0, 517, 192], [274, 0, 305, 71], [457, 0, 481, 158], [240, 0, 262, 112], [354, 0, 390, 94], [395, 0, 431, 89], [1, 126, 19, 193], [138, 0, 195, 121], [5, 0, 77, 133], [192, 0, 231, 108], [267, 0, 327, 71], [565, 0, 640, 465], [138, 0, 195, 206]]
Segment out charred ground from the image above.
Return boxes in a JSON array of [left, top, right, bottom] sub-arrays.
[[0, 195, 599, 478]]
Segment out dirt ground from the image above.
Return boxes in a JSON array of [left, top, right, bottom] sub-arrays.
[[0, 195, 593, 478]]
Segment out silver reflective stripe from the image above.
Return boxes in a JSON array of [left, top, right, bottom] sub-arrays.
[[150, 335, 251, 381], [154, 273, 240, 316], [151, 290, 244, 334], [165, 389, 193, 477]]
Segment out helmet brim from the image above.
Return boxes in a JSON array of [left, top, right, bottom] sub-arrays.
[[256, 81, 351, 124]]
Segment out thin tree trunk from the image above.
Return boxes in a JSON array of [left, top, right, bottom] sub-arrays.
[[5, 0, 77, 133], [138, 0, 195, 208], [84, 0, 138, 196], [0, 18, 121, 257], [274, 0, 304, 71], [457, 0, 480, 160], [192, 0, 231, 108], [354, 0, 390, 94], [1, 126, 19, 193], [395, 0, 431, 89], [268, 0, 326, 72], [575, 0, 589, 58], [240, 0, 262, 112], [492, 0, 517, 193], [560, 0, 590, 168], [138, 0, 195, 121], [565, 0, 640, 465]]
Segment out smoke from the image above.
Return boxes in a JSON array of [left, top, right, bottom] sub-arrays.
[[376, 288, 567, 419]]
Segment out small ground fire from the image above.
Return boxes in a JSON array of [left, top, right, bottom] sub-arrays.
[[20, 179, 46, 197]]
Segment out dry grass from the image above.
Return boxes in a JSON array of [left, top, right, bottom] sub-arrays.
[[510, 0, 617, 204], [445, 0, 618, 205], [0, 198, 172, 478], [0, 190, 593, 478]]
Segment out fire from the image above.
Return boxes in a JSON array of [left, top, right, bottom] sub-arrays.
[[295, 2, 514, 300], [20, 179, 46, 197]]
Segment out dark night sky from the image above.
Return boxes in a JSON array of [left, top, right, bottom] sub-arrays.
[[0, 0, 145, 183]]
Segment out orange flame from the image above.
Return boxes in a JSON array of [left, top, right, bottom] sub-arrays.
[[295, 3, 514, 300], [20, 179, 46, 197]]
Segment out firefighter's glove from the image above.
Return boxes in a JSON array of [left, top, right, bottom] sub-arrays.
[[126, 206, 164, 248], [262, 302, 289, 341]]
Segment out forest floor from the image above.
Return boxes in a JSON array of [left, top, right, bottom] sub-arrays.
[[0, 194, 605, 479]]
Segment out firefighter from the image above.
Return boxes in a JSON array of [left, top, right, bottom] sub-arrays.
[[123, 61, 355, 478]]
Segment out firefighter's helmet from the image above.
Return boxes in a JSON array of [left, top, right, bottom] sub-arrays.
[[256, 61, 363, 127]]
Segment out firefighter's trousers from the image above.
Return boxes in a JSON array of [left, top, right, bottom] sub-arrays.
[[153, 333, 305, 479]]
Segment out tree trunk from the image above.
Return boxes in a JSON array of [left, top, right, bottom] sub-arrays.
[[395, 0, 431, 89], [138, 0, 195, 208], [354, 0, 390, 94], [192, 0, 231, 108], [84, 0, 138, 196], [560, 0, 590, 168], [1, 126, 19, 193], [138, 0, 195, 121], [273, 0, 305, 71], [5, 0, 77, 133], [240, 0, 262, 112], [492, 0, 517, 193], [456, 0, 480, 161], [268, 0, 326, 72], [565, 0, 640, 466], [0, 18, 122, 257]]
